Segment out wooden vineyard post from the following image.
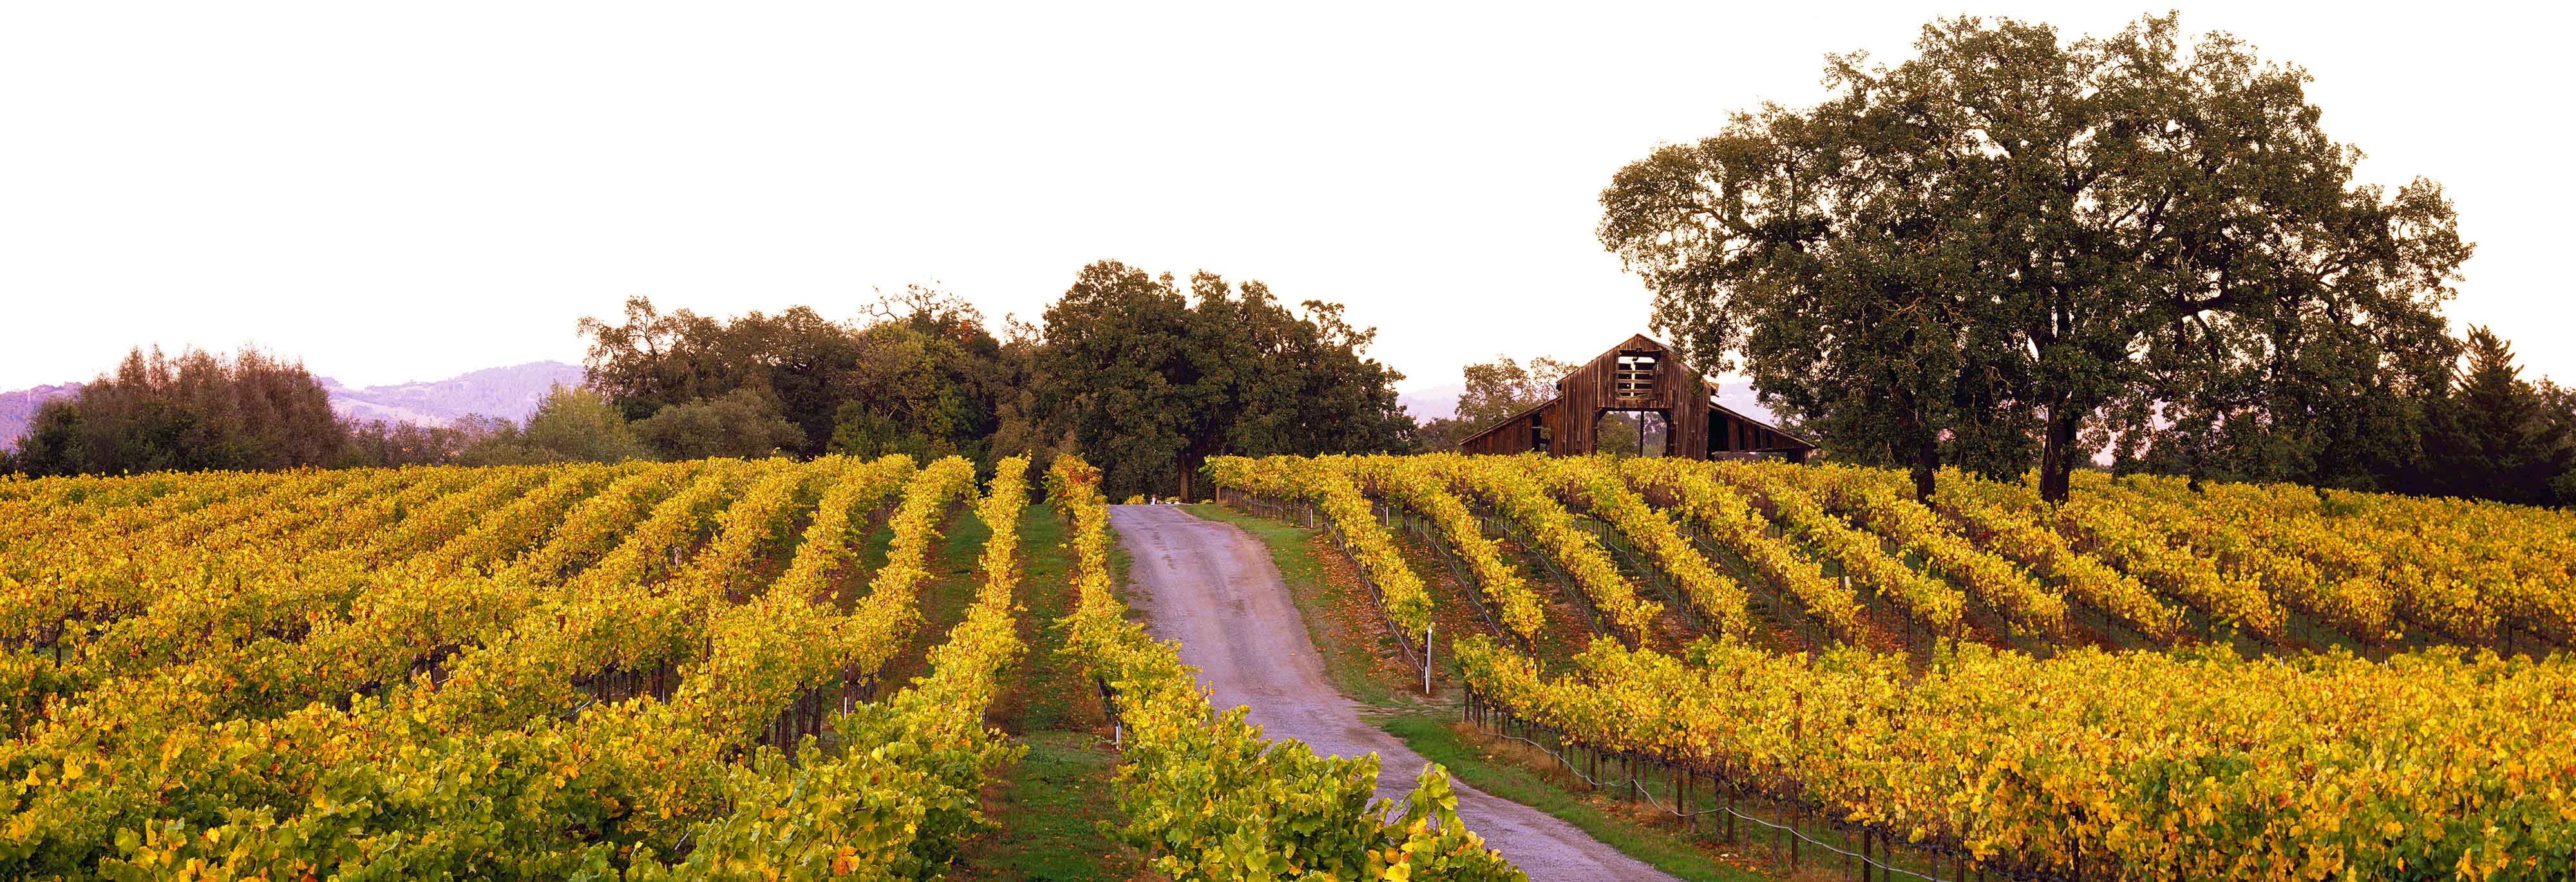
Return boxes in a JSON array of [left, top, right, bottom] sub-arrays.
[[1846, 827, 1858, 881], [1859, 829, 1871, 881], [1842, 826, 1853, 881], [1780, 799, 1792, 870], [1554, 726, 1569, 781], [1724, 783, 1737, 844], [1677, 764, 1691, 832], [1792, 805, 1804, 868]]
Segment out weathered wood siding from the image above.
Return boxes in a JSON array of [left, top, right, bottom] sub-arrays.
[[1459, 399, 1562, 456], [1710, 404, 1810, 461], [1547, 335, 1713, 458]]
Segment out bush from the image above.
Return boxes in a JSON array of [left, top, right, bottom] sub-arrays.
[[633, 389, 806, 460], [459, 385, 650, 465]]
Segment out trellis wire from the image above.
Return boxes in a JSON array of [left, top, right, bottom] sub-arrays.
[[1464, 685, 2076, 882], [1378, 496, 1529, 653], [1481, 722, 1953, 882], [1463, 498, 1623, 647]]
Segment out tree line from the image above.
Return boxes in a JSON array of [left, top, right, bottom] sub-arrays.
[[1598, 12, 2575, 506], [0, 344, 678, 476], [5, 348, 348, 475], [3, 261, 1420, 502]]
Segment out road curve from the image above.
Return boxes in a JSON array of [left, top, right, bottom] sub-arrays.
[[1108, 504, 1677, 882]]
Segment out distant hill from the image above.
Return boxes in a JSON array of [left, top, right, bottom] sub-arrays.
[[0, 361, 585, 451], [0, 384, 84, 453], [319, 361, 586, 428], [1396, 384, 1464, 421]]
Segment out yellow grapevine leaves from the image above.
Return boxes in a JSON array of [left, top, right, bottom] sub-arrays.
[[1348, 456, 1548, 642], [1426, 454, 1664, 644], [1622, 457, 1871, 643], [0, 456, 1044, 879], [1534, 456, 1757, 639], [1456, 632, 2576, 882]]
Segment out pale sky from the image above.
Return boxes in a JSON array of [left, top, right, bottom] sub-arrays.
[[4, 3, 2568, 396]]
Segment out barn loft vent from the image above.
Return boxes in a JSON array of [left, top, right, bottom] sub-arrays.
[[1615, 351, 1658, 400]]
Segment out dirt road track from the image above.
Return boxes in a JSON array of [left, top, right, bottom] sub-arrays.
[[1109, 504, 1677, 881]]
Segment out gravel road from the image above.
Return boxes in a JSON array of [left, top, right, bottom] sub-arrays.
[[1109, 504, 1678, 881]]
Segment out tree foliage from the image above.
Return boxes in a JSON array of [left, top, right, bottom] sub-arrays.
[[2418, 328, 2576, 505], [5, 347, 345, 476], [1601, 14, 2469, 501], [631, 388, 805, 460], [339, 419, 481, 467], [1411, 355, 1578, 452], [561, 265, 1405, 499], [1039, 261, 1411, 500], [1456, 356, 1577, 429], [578, 297, 864, 455], [13, 267, 1423, 491], [454, 384, 652, 465], [577, 287, 1033, 467]]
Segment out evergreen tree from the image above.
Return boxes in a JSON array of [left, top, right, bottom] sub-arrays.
[[2422, 327, 2570, 504]]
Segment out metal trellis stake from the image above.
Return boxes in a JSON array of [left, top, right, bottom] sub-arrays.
[[1424, 621, 1434, 695]]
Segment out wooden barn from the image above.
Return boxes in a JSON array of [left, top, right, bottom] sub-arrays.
[[1455, 334, 1815, 462]]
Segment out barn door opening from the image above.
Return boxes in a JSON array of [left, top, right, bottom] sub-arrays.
[[1593, 409, 1671, 457]]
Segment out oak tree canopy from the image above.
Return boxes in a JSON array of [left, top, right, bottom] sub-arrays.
[[1601, 14, 2470, 501]]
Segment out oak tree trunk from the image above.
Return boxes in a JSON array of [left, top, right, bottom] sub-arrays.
[[2040, 405, 2079, 503], [1911, 430, 1939, 502]]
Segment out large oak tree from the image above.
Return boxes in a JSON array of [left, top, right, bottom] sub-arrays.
[[1601, 14, 2468, 501]]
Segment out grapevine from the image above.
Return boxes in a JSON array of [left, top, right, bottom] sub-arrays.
[[1432, 453, 1665, 644], [1621, 457, 1870, 644]]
